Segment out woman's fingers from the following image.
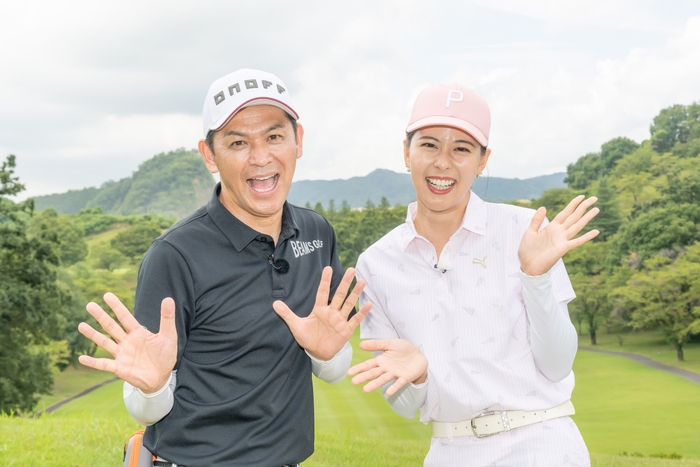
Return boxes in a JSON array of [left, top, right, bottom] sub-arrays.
[[347, 358, 378, 377], [362, 372, 398, 394], [385, 377, 409, 397], [350, 366, 385, 385], [561, 196, 598, 229], [552, 195, 585, 224]]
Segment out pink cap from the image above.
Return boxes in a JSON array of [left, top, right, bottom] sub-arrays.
[[406, 83, 491, 146]]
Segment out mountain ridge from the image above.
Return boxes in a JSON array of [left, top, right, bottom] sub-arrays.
[[34, 151, 566, 217]]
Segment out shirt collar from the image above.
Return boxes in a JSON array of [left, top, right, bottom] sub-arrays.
[[398, 191, 487, 251], [206, 183, 299, 252]]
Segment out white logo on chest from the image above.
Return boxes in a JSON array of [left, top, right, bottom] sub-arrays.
[[290, 239, 324, 258], [473, 256, 487, 268]]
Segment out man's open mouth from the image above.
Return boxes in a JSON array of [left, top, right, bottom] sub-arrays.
[[248, 174, 279, 192]]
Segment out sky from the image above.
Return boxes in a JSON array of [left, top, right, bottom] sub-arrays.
[[1, 0, 699, 199]]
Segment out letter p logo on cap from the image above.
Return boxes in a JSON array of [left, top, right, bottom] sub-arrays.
[[446, 90, 464, 108]]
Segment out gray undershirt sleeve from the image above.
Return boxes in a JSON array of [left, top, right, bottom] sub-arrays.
[[371, 348, 427, 419], [384, 376, 428, 419], [520, 270, 578, 382], [306, 341, 352, 384], [123, 371, 176, 426]]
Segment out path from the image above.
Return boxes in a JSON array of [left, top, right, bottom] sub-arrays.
[[32, 377, 120, 417], [579, 347, 700, 385]]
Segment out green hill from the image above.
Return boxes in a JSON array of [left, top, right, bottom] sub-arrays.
[[35, 148, 566, 218], [34, 148, 216, 219]]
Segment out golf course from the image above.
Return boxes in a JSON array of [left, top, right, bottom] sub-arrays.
[[2, 329, 699, 466]]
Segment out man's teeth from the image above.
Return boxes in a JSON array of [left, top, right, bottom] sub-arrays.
[[248, 174, 278, 192], [427, 178, 455, 189]]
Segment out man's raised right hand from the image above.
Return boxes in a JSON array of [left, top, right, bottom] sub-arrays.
[[77, 292, 177, 394]]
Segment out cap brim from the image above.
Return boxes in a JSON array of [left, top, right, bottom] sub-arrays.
[[406, 116, 488, 146], [209, 98, 299, 133]]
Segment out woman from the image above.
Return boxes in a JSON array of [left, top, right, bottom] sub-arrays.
[[348, 83, 597, 466]]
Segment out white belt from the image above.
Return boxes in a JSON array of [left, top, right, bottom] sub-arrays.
[[432, 400, 575, 438]]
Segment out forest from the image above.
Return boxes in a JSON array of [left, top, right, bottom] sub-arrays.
[[0, 101, 698, 414]]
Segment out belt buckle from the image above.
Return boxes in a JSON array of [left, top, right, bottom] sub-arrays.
[[470, 411, 505, 438]]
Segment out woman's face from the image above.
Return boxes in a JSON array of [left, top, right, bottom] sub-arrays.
[[404, 126, 490, 217]]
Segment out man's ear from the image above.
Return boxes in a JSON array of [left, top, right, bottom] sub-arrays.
[[198, 139, 219, 174], [295, 123, 305, 160]]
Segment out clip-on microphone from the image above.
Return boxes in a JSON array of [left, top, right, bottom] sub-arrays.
[[434, 258, 453, 273]]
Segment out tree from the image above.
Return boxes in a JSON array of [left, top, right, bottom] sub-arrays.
[[599, 137, 639, 171], [568, 272, 611, 344], [110, 222, 163, 261], [613, 249, 700, 361], [0, 155, 62, 413], [661, 172, 700, 205], [28, 208, 88, 265], [650, 104, 690, 153], [566, 242, 611, 343], [565, 152, 600, 190], [90, 243, 128, 271], [607, 203, 700, 267], [586, 177, 622, 242], [333, 205, 406, 268], [530, 188, 578, 216], [615, 172, 652, 206], [565, 137, 639, 189]]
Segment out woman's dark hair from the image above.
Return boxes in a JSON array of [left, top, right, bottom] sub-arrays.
[[405, 129, 487, 156]]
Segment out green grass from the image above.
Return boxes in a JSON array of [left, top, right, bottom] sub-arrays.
[[33, 363, 117, 412], [0, 411, 141, 466], [307, 431, 429, 466], [573, 350, 700, 459], [3, 330, 700, 466], [312, 335, 431, 441], [590, 454, 700, 466], [84, 224, 130, 245], [578, 329, 700, 374]]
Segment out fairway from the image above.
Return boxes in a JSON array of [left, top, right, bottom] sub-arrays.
[[573, 350, 700, 458], [4, 331, 700, 466]]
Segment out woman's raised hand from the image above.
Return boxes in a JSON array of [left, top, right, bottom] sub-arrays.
[[518, 195, 599, 276]]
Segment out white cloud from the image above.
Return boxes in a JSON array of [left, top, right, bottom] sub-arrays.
[[447, 15, 700, 178], [468, 0, 696, 33], [16, 113, 201, 198], [1, 1, 699, 200]]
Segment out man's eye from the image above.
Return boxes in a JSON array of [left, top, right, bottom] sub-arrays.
[[421, 142, 437, 148], [455, 147, 471, 152], [231, 140, 245, 147], [269, 134, 282, 141]]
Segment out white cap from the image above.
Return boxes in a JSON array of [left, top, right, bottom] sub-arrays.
[[201, 68, 299, 137]]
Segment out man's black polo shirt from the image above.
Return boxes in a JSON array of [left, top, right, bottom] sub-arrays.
[[134, 184, 343, 467]]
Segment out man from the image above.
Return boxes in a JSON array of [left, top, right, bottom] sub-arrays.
[[78, 69, 371, 467]]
